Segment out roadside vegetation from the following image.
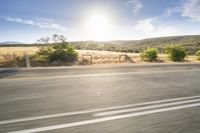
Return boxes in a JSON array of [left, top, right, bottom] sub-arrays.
[[0, 34, 78, 67], [36, 34, 78, 63], [0, 35, 200, 67], [165, 45, 187, 61], [140, 48, 157, 62], [196, 50, 200, 61]]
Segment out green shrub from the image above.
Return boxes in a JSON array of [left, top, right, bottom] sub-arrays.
[[48, 44, 78, 62], [36, 34, 78, 63], [165, 45, 186, 61], [36, 46, 53, 61], [37, 43, 78, 63], [140, 48, 158, 62], [196, 50, 200, 60]]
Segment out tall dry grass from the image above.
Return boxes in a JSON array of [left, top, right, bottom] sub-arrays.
[[0, 47, 199, 66], [0, 47, 39, 55]]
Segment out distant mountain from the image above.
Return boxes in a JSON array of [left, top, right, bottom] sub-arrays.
[[0, 41, 23, 44]]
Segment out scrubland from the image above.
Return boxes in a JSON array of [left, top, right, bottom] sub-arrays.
[[0, 47, 199, 68]]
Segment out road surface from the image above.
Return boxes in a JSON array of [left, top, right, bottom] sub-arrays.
[[0, 63, 200, 133]]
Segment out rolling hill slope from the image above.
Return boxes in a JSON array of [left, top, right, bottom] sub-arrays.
[[71, 35, 200, 54], [1, 35, 200, 54]]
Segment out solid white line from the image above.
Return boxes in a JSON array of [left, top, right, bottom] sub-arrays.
[[94, 98, 200, 116], [8, 103, 200, 133], [1, 95, 200, 125], [14, 62, 200, 71], [3, 69, 199, 81]]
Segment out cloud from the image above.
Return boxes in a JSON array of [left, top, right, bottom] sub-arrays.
[[153, 24, 182, 37], [182, 0, 200, 21], [4, 17, 67, 31], [134, 19, 155, 33], [166, 0, 200, 22], [126, 0, 143, 15], [132, 18, 186, 38], [165, 7, 181, 16]]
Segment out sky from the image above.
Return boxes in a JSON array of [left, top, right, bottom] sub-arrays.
[[1, 0, 200, 43]]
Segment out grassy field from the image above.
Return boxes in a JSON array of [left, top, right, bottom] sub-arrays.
[[0, 47, 39, 55], [0, 46, 198, 67]]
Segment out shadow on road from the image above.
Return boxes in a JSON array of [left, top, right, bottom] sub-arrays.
[[0, 69, 18, 79]]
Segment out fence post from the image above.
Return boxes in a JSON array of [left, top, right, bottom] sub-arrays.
[[119, 54, 127, 63], [24, 52, 31, 68], [82, 54, 93, 64], [12, 53, 17, 67]]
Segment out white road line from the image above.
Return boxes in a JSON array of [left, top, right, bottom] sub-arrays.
[[94, 98, 200, 116], [1, 95, 200, 125], [8, 103, 200, 133], [3, 69, 199, 81]]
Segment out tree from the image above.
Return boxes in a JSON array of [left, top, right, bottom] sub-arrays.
[[140, 48, 158, 62], [196, 50, 200, 60], [165, 45, 186, 61], [36, 34, 78, 63], [36, 36, 50, 44]]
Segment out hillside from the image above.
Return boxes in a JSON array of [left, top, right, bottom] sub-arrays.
[[0, 41, 23, 44], [1, 35, 200, 54], [70, 35, 200, 54]]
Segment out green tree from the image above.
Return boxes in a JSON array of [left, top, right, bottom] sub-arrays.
[[36, 34, 78, 63], [165, 45, 186, 61], [140, 48, 158, 62], [196, 50, 200, 60]]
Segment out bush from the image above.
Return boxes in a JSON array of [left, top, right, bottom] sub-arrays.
[[36, 34, 78, 63], [37, 43, 78, 63], [49, 45, 78, 62], [36, 46, 52, 61], [165, 45, 186, 61], [196, 50, 200, 60], [140, 48, 158, 62]]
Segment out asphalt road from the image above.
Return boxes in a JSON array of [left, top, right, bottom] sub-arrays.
[[0, 63, 200, 133]]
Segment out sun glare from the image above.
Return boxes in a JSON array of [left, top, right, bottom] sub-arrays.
[[84, 12, 112, 41]]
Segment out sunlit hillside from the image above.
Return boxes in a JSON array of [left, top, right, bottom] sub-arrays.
[[1, 35, 200, 54]]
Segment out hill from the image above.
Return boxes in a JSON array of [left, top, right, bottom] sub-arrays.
[[70, 35, 200, 54], [1, 35, 200, 54], [0, 41, 23, 44]]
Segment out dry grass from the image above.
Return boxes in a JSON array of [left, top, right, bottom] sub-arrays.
[[0, 47, 199, 66], [78, 50, 134, 64], [0, 47, 39, 55]]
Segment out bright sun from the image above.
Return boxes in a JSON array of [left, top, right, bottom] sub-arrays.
[[84, 12, 112, 41]]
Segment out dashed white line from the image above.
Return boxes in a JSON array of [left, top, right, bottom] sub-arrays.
[[8, 103, 200, 133], [1, 95, 200, 125], [94, 98, 200, 116]]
